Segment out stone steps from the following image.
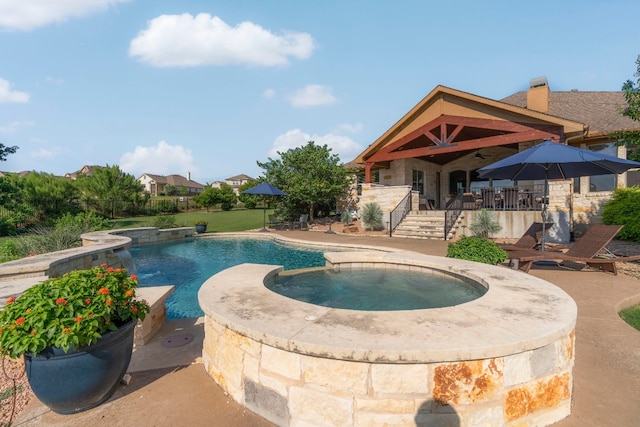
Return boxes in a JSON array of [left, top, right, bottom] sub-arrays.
[[392, 211, 454, 240]]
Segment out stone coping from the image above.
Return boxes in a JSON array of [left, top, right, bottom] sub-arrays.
[[199, 250, 577, 363]]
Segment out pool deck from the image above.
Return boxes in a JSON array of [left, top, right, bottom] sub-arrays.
[[13, 231, 640, 427]]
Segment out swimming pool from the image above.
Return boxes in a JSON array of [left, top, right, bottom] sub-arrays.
[[130, 238, 327, 319]]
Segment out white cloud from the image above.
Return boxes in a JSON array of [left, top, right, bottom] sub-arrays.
[[129, 13, 316, 68], [335, 122, 363, 134], [0, 78, 30, 103], [269, 129, 364, 163], [0, 0, 131, 31], [288, 84, 338, 107], [263, 88, 276, 99], [31, 147, 60, 158], [119, 140, 199, 178], [0, 120, 33, 134]]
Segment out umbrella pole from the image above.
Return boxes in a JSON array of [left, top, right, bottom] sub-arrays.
[[540, 172, 549, 252], [260, 197, 268, 232]]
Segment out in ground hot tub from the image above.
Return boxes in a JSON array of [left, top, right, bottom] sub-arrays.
[[198, 251, 576, 426]]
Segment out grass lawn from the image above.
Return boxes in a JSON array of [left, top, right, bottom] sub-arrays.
[[109, 208, 271, 233], [619, 304, 640, 332]]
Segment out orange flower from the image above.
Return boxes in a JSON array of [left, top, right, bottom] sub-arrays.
[[62, 327, 71, 333], [96, 273, 103, 278], [5, 296, 16, 304], [130, 274, 138, 281], [55, 297, 67, 305], [107, 267, 115, 273], [98, 288, 110, 295], [30, 330, 37, 335], [101, 263, 107, 268], [105, 299, 112, 306], [131, 306, 139, 313], [85, 298, 91, 304], [16, 317, 26, 325], [115, 268, 122, 273], [75, 316, 83, 323], [125, 290, 134, 297]]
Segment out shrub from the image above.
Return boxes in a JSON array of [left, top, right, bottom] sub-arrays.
[[54, 212, 111, 231], [151, 215, 177, 229], [361, 202, 384, 230], [341, 210, 353, 225], [602, 187, 640, 242], [446, 235, 508, 265], [469, 209, 502, 238]]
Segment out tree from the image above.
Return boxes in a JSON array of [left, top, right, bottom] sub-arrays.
[[217, 184, 237, 211], [257, 141, 352, 220], [238, 181, 259, 209], [0, 143, 18, 162], [612, 55, 640, 161], [194, 186, 218, 211], [20, 172, 80, 222], [77, 165, 143, 218]]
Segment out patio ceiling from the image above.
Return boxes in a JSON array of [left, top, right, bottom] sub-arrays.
[[365, 115, 565, 166]]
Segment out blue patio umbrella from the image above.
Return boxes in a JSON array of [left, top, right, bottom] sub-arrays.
[[478, 140, 640, 249], [242, 182, 288, 232]]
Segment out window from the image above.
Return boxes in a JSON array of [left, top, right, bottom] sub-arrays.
[[412, 170, 424, 194], [588, 143, 617, 192]]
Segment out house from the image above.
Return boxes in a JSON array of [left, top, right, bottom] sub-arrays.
[[138, 172, 205, 196], [65, 165, 101, 179], [211, 174, 255, 195], [351, 77, 640, 241]]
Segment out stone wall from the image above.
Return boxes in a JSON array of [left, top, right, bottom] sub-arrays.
[[203, 316, 574, 427], [200, 253, 576, 426]]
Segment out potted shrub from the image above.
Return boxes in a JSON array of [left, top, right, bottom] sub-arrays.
[[195, 220, 208, 233], [0, 264, 149, 414]]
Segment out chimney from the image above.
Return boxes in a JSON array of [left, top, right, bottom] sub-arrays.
[[187, 171, 191, 181], [527, 76, 550, 113]]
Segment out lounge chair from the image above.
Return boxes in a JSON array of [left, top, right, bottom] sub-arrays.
[[268, 214, 284, 230], [508, 224, 640, 275], [498, 222, 554, 251], [293, 214, 309, 230]]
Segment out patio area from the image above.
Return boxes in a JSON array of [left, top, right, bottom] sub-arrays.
[[9, 230, 640, 427]]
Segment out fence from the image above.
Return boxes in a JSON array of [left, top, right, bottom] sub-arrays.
[[0, 197, 203, 223]]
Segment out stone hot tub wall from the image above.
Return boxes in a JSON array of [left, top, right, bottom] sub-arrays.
[[199, 252, 577, 427]]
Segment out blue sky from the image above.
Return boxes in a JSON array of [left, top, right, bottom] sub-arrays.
[[1, 0, 639, 184]]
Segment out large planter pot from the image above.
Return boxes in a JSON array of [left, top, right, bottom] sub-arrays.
[[195, 224, 207, 233], [24, 320, 136, 414]]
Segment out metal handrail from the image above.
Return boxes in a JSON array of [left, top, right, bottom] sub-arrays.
[[389, 190, 412, 237], [444, 192, 464, 240]]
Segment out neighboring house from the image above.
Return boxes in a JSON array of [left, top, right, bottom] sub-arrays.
[[351, 76, 640, 240], [138, 173, 205, 196], [65, 165, 101, 180], [211, 174, 255, 195]]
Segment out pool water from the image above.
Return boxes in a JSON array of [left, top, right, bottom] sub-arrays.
[[130, 238, 326, 319], [268, 268, 486, 311]]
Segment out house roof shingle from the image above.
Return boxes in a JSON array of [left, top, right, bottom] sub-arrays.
[[500, 91, 640, 136]]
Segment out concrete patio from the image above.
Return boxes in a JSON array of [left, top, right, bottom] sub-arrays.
[[13, 231, 640, 426]]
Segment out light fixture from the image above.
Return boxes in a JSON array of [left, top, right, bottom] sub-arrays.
[[475, 150, 486, 160]]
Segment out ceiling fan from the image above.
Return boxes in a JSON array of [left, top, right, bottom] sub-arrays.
[[475, 150, 486, 160]]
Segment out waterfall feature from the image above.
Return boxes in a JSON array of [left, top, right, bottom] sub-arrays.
[[115, 249, 136, 274]]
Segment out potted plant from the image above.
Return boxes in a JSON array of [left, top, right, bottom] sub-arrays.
[[195, 220, 208, 233], [0, 264, 149, 414]]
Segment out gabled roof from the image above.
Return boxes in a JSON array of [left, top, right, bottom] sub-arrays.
[[226, 174, 254, 181], [139, 173, 204, 188], [501, 91, 640, 136], [354, 85, 587, 164]]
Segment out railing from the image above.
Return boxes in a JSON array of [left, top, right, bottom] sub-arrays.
[[466, 184, 547, 211], [389, 190, 412, 237], [444, 192, 464, 240]]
